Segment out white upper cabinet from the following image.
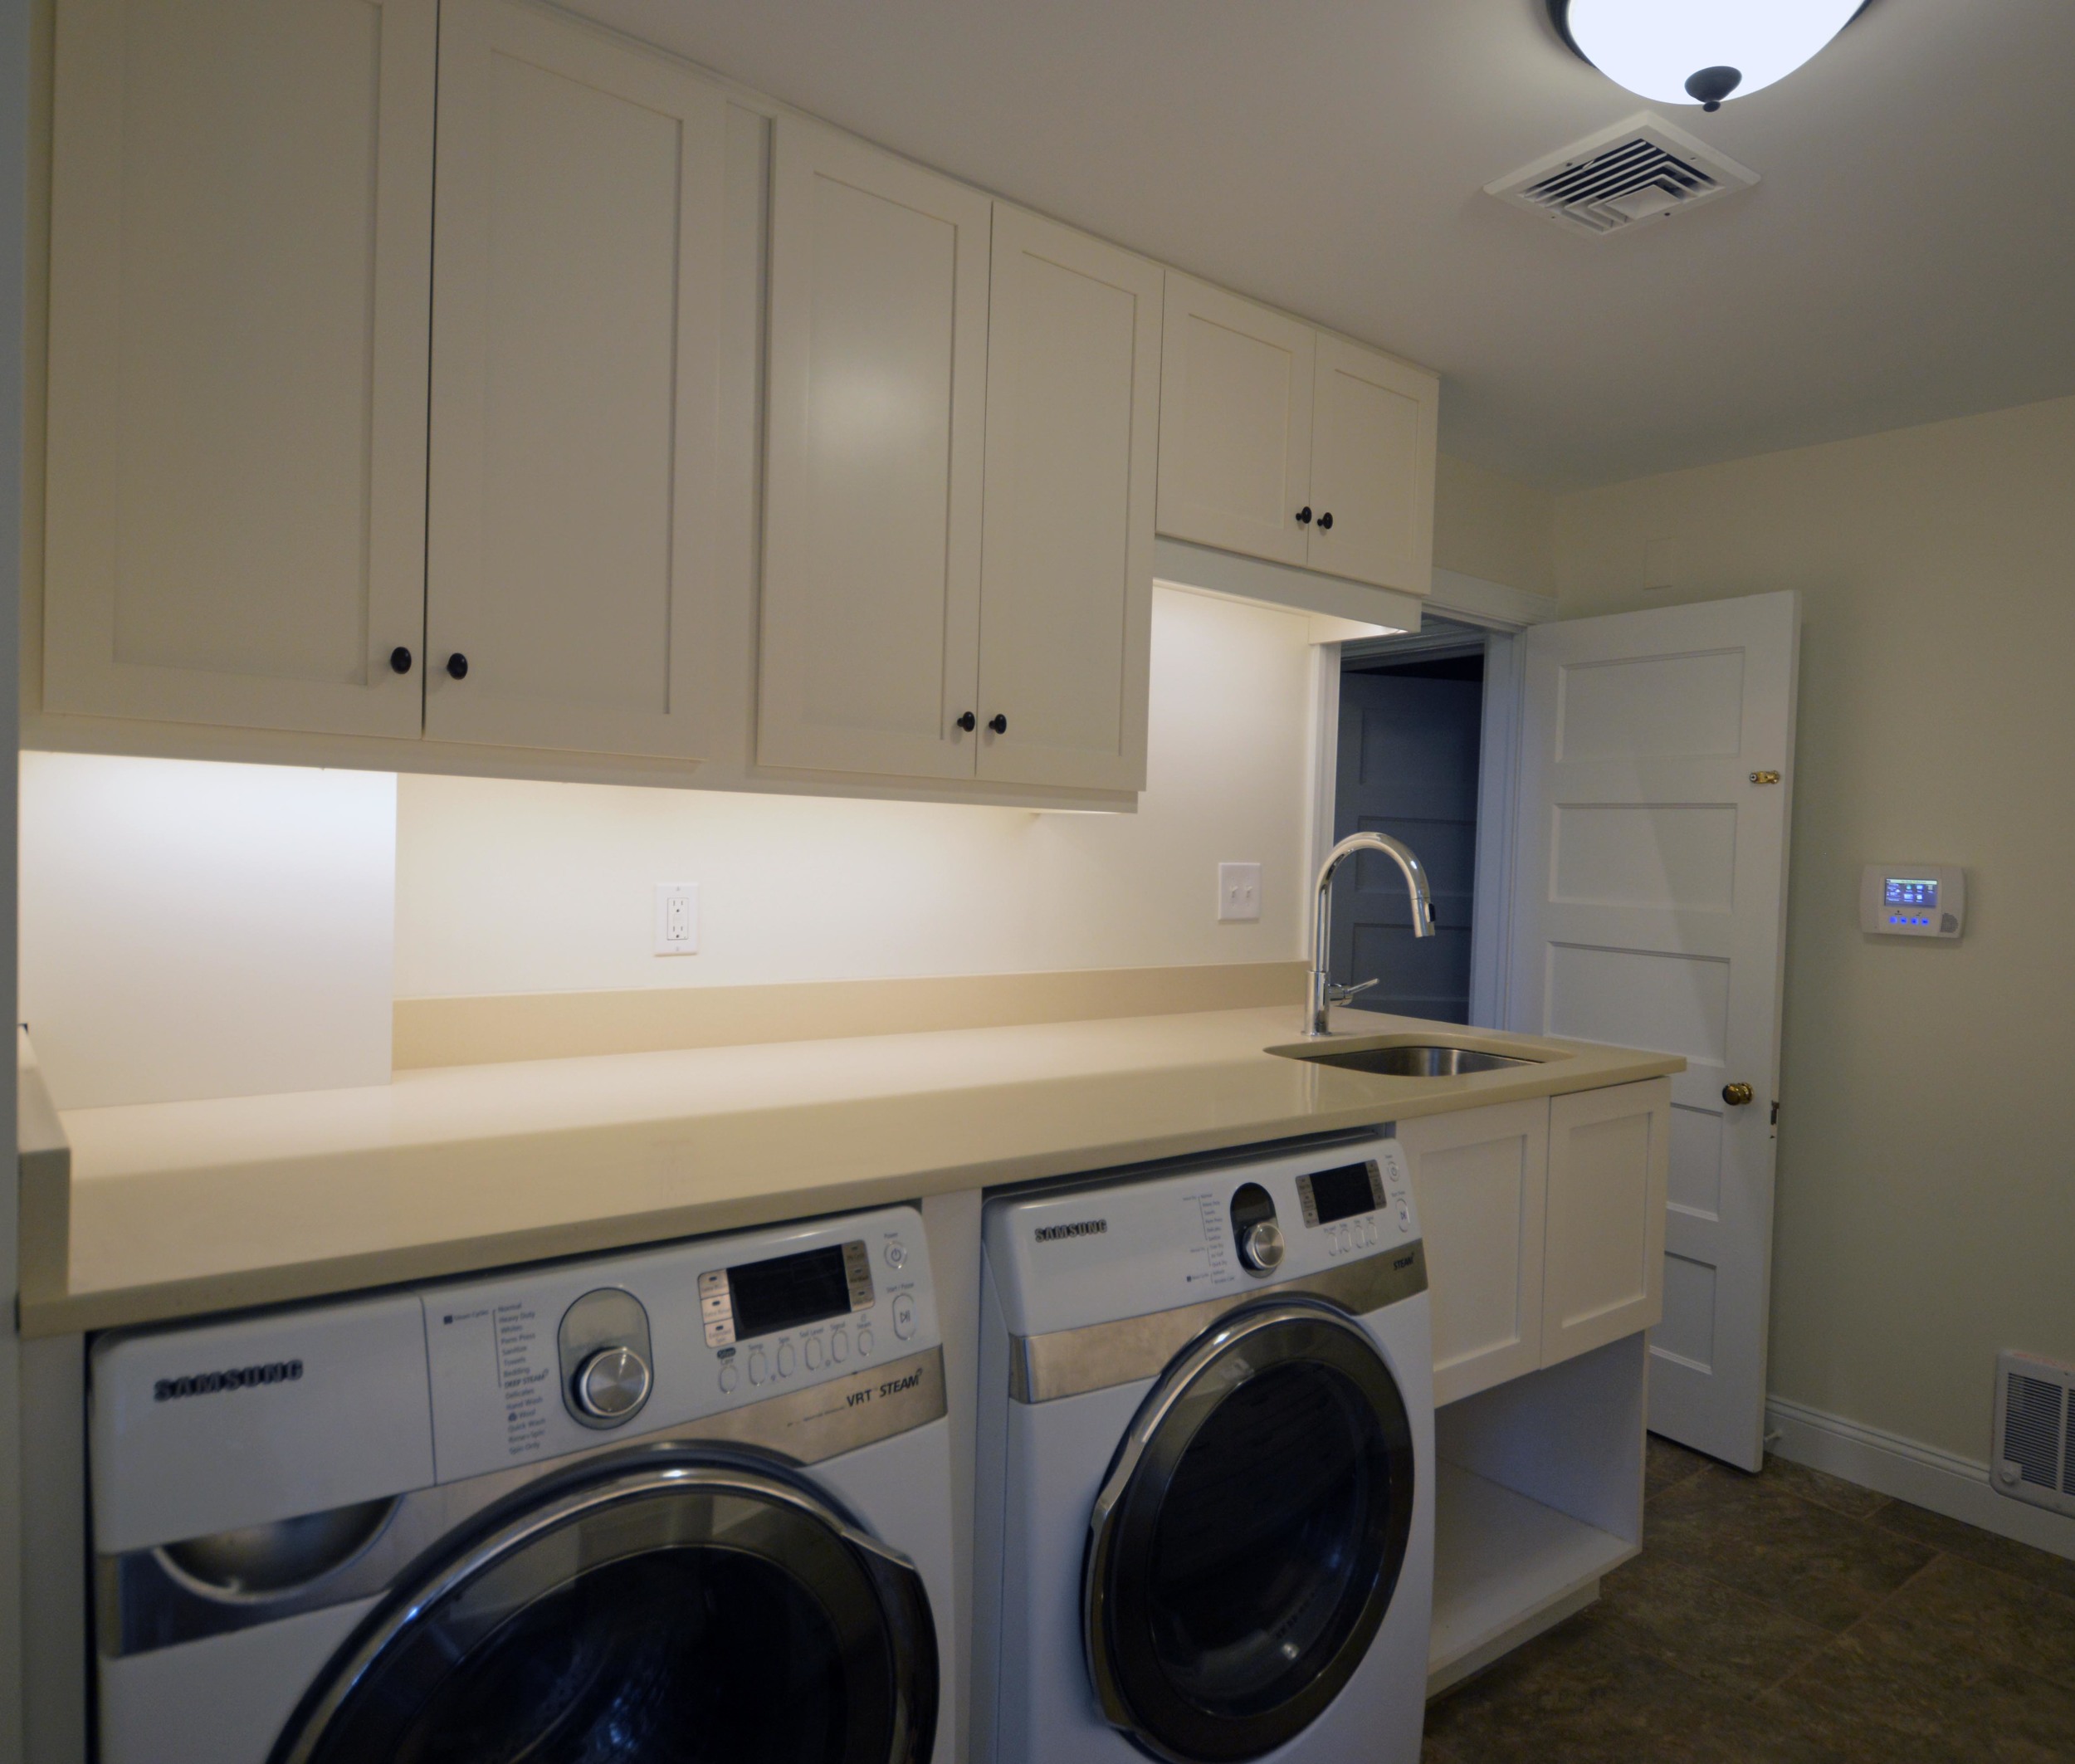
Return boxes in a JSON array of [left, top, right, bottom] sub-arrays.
[[43, 0, 437, 736], [1155, 276, 1438, 595], [758, 120, 991, 780], [975, 210, 1162, 793], [424, 0, 729, 759], [1306, 333, 1438, 594], [1156, 275, 1315, 569]]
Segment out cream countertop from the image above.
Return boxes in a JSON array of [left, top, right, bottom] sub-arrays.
[[20, 1008, 1682, 1338]]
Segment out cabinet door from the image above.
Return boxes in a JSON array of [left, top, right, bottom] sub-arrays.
[[1542, 1079, 1672, 1367], [759, 120, 991, 779], [974, 210, 1160, 792], [1155, 275, 1314, 567], [43, 0, 435, 736], [1395, 1101, 1550, 1405], [1304, 334, 1438, 593], [423, 0, 727, 758]]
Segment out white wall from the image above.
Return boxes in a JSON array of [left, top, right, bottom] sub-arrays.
[[1553, 393, 2075, 1468], [18, 755, 396, 1109], [396, 587, 1319, 997]]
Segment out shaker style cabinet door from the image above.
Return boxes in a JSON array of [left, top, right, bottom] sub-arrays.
[[1304, 334, 1438, 594], [1394, 1099, 1550, 1405], [424, 0, 728, 758], [758, 120, 991, 779], [974, 210, 1161, 793], [1155, 274, 1315, 569], [1541, 1078, 1672, 1368], [43, 0, 436, 736]]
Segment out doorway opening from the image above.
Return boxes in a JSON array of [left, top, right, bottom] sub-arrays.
[[1327, 616, 1509, 1028]]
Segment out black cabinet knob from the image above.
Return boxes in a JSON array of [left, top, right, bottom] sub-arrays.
[[987, 713, 1008, 735], [446, 652, 469, 681], [954, 711, 976, 732], [389, 646, 413, 675], [1316, 511, 1334, 530], [1296, 506, 1312, 525]]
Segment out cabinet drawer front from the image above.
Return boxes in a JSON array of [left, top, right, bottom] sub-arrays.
[[758, 120, 990, 780], [1155, 275, 1314, 567], [1542, 1078, 1671, 1366], [45, 0, 435, 737], [1304, 334, 1438, 594], [424, 0, 727, 759], [974, 210, 1160, 792], [1397, 1100, 1549, 1405]]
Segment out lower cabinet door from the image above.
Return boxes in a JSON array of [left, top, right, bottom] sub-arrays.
[[1541, 1078, 1672, 1367], [1395, 1100, 1550, 1405]]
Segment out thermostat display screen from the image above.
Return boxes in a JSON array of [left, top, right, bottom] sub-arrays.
[[1883, 878, 1939, 908]]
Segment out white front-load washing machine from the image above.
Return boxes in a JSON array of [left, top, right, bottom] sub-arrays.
[[974, 1134, 1434, 1764], [90, 1204, 953, 1764]]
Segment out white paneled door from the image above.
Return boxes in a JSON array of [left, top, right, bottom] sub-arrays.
[[975, 208, 1161, 792], [1506, 593, 1799, 1469], [426, 0, 728, 758]]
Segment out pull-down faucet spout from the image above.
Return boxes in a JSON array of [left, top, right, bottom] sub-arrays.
[[1306, 832, 1436, 1038]]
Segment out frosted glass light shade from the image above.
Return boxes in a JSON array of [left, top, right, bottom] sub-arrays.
[[1560, 0, 1863, 109]]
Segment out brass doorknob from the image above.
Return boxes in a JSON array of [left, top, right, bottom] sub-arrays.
[[1722, 1082, 1755, 1107]]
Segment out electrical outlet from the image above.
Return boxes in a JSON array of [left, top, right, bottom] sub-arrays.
[[654, 883, 699, 955], [1218, 862, 1262, 923]]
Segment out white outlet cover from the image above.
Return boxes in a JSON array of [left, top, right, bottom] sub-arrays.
[[1218, 862, 1262, 923], [654, 882, 700, 955]]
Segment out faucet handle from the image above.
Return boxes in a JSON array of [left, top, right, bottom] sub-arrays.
[[1326, 978, 1380, 1005]]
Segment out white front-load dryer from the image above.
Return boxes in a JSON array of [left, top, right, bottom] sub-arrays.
[[974, 1135, 1434, 1764], [90, 1204, 954, 1764]]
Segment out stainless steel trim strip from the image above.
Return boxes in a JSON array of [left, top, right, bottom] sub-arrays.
[[1008, 1243, 1426, 1404], [102, 1345, 945, 1657]]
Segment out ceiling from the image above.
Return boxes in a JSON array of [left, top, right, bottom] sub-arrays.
[[564, 0, 2075, 488]]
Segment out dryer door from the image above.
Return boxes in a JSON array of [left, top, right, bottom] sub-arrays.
[[1083, 1298, 1415, 1763], [271, 1452, 936, 1764]]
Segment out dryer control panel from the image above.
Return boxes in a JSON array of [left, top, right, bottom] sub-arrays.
[[985, 1136, 1418, 1338], [420, 1205, 939, 1483]]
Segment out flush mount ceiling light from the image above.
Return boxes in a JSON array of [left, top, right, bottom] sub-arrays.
[[1548, 0, 1869, 111]]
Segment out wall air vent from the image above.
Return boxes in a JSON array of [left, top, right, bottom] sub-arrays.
[[1994, 1349, 2075, 1518], [1486, 112, 1758, 238]]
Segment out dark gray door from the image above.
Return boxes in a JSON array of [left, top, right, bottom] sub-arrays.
[[1332, 656, 1483, 1023]]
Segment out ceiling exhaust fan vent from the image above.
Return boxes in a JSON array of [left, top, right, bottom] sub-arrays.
[[1486, 112, 1758, 237]]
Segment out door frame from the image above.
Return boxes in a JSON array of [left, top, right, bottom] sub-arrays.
[[1306, 569, 1554, 1031]]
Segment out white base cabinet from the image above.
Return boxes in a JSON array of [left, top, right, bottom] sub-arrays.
[[1396, 1077, 1669, 1406]]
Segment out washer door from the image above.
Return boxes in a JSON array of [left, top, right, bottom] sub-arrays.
[[1082, 1298, 1415, 1764], [271, 1450, 937, 1764]]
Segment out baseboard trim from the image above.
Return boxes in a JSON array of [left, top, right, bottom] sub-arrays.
[[1765, 1395, 2075, 1563]]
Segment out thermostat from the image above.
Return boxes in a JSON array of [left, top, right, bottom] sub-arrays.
[[1861, 864, 1965, 939]]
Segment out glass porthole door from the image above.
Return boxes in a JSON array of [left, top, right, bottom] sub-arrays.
[[270, 1450, 937, 1764], [1083, 1299, 1415, 1764]]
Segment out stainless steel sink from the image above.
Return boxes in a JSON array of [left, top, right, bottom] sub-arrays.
[[1274, 1042, 1541, 1078]]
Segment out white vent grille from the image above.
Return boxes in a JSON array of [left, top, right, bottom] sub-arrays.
[[1486, 112, 1758, 238], [1994, 1350, 2075, 1518]]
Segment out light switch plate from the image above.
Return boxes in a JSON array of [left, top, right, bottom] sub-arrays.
[[1218, 862, 1262, 923], [655, 883, 700, 955]]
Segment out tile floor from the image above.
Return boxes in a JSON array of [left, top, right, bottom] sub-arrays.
[[1423, 1436, 2075, 1762]]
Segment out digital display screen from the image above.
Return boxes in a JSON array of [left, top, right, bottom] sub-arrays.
[[1308, 1161, 1381, 1226], [1884, 878, 1939, 908], [728, 1245, 852, 1340]]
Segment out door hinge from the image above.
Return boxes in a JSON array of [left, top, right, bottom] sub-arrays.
[[1749, 770, 1781, 785], [1770, 1099, 1780, 1126]]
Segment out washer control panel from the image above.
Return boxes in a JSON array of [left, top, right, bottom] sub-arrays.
[[986, 1134, 1420, 1337], [420, 1205, 937, 1483]]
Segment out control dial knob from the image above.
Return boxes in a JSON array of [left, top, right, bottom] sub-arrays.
[[1238, 1219, 1286, 1274], [574, 1344, 652, 1424]]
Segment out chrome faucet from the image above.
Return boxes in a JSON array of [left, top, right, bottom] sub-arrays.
[[1306, 832, 1436, 1037]]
